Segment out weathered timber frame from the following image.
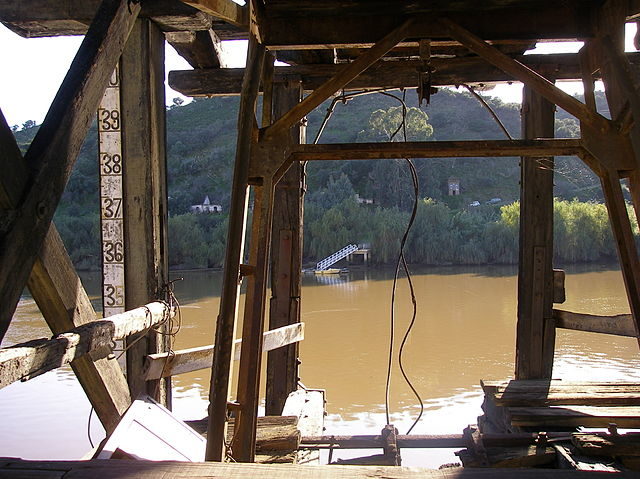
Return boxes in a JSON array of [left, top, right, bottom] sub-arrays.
[[0, 0, 142, 433], [5, 0, 640, 469], [203, 0, 640, 463]]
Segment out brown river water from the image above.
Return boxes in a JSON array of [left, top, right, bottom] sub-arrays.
[[2, 264, 640, 466]]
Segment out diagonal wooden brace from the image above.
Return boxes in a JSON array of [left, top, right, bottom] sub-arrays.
[[0, 110, 131, 432], [261, 18, 414, 141], [0, 0, 141, 341], [440, 17, 613, 135]]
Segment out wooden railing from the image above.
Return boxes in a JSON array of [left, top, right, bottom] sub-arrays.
[[0, 301, 305, 390]]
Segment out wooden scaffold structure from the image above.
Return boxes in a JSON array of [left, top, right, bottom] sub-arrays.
[[4, 0, 640, 476]]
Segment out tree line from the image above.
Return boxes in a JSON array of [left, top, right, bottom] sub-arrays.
[[12, 88, 631, 270]]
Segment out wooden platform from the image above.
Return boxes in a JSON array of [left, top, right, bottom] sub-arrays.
[[4, 458, 640, 478], [467, 380, 640, 470], [481, 380, 640, 432]]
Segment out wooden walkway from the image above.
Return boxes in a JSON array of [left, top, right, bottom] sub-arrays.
[[3, 458, 640, 478]]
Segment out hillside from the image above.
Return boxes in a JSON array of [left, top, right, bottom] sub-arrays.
[[12, 87, 613, 269]]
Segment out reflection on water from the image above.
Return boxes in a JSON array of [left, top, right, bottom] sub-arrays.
[[2, 264, 639, 467]]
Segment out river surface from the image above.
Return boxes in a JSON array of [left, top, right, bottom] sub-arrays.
[[2, 264, 640, 466]]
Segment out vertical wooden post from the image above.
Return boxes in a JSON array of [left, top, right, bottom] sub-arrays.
[[266, 80, 305, 416], [121, 18, 170, 405], [515, 83, 556, 379], [206, 32, 266, 462], [232, 179, 276, 462]]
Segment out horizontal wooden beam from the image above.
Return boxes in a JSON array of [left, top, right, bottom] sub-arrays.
[[169, 52, 640, 97], [553, 309, 637, 337], [288, 139, 584, 162], [261, 8, 593, 49], [143, 322, 305, 380], [0, 302, 172, 390], [7, 457, 640, 478], [180, 0, 247, 28], [166, 29, 226, 69]]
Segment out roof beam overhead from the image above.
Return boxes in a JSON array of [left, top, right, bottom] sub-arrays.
[[168, 52, 640, 97], [166, 29, 227, 68], [180, 0, 248, 29], [260, 7, 593, 49]]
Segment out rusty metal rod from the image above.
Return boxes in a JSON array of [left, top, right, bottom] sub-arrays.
[[299, 432, 571, 449]]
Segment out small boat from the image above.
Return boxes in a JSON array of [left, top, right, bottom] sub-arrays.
[[314, 268, 341, 275]]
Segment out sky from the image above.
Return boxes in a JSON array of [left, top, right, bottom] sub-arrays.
[[0, 22, 637, 128]]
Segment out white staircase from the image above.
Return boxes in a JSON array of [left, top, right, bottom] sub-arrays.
[[316, 244, 359, 271]]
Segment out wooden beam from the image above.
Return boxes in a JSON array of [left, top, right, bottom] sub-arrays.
[[600, 170, 640, 345], [0, 302, 171, 390], [168, 52, 640, 97], [233, 180, 276, 462], [206, 31, 265, 462], [515, 84, 556, 380], [27, 226, 132, 433], [553, 309, 636, 337], [261, 7, 594, 49], [440, 17, 612, 135], [0, 109, 27, 211], [144, 323, 305, 380], [8, 457, 640, 479], [261, 18, 413, 141], [266, 81, 304, 416], [0, 0, 140, 341], [121, 18, 171, 405], [288, 139, 584, 162], [180, 0, 248, 28], [166, 29, 226, 69]]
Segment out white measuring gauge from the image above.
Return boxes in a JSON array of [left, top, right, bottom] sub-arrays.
[[98, 66, 125, 317]]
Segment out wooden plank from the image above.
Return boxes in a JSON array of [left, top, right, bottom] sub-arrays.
[[168, 52, 640, 97], [0, 0, 140, 341], [260, 8, 594, 49], [206, 31, 265, 462], [233, 180, 276, 462], [483, 380, 640, 406], [0, 301, 171, 390], [166, 29, 226, 69], [266, 80, 304, 416], [144, 322, 305, 380], [7, 458, 640, 478], [554, 309, 636, 337], [553, 270, 566, 304], [180, 0, 247, 28], [509, 405, 640, 428], [515, 84, 556, 380], [439, 17, 611, 135], [262, 18, 413, 140], [120, 18, 171, 405], [187, 415, 300, 452], [573, 433, 640, 457], [288, 139, 584, 163]]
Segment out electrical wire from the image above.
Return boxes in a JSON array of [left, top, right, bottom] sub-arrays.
[[311, 87, 424, 433], [378, 90, 424, 433], [460, 84, 513, 140]]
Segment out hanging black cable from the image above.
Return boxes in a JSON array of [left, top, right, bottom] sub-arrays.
[[379, 90, 424, 433]]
